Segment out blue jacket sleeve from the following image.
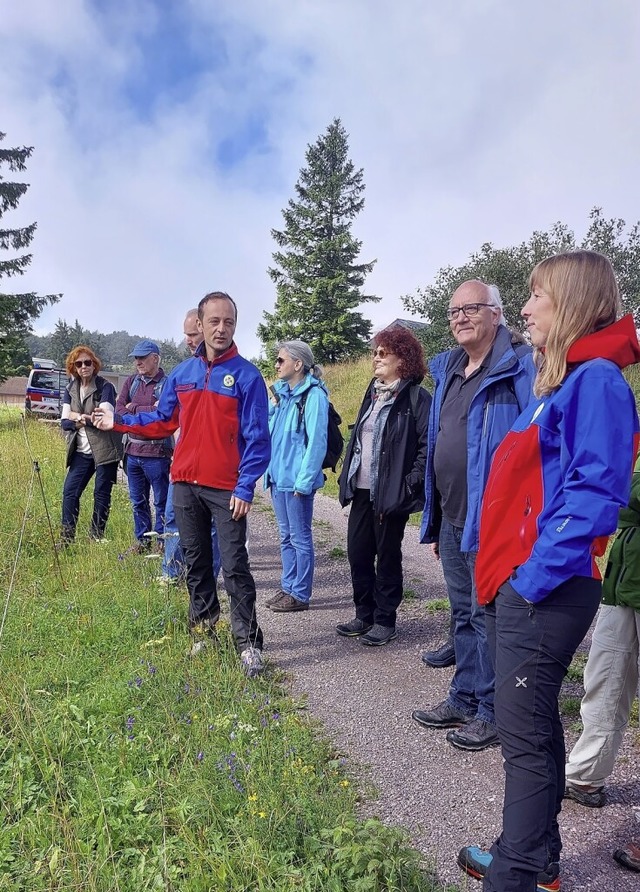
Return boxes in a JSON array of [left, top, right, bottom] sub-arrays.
[[294, 386, 328, 495], [115, 372, 180, 437], [512, 364, 638, 603], [235, 372, 271, 502]]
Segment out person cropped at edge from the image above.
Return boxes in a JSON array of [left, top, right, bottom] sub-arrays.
[[92, 291, 271, 678], [412, 281, 535, 752], [264, 340, 328, 613], [59, 345, 123, 544], [457, 250, 640, 892], [336, 325, 431, 646], [564, 452, 640, 810]]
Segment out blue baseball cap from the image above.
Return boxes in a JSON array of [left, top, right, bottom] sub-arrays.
[[129, 339, 160, 358]]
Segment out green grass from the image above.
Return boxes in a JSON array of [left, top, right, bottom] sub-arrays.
[[423, 599, 450, 615], [0, 409, 442, 891]]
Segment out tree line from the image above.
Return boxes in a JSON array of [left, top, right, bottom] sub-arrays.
[[2, 122, 639, 383]]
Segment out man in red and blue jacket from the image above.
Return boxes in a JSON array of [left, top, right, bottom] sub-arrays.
[[95, 292, 271, 677]]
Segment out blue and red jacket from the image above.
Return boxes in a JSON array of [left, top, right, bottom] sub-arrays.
[[476, 315, 640, 605], [113, 343, 271, 502]]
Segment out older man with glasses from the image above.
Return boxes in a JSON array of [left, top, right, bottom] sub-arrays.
[[412, 280, 535, 751]]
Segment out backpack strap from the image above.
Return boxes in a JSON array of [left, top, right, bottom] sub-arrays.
[[409, 383, 420, 418], [296, 390, 309, 433]]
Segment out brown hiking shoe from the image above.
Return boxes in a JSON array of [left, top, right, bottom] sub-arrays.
[[270, 594, 309, 613]]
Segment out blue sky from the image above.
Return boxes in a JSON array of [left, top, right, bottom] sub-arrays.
[[1, 0, 639, 358]]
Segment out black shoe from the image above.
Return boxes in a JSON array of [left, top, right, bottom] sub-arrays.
[[360, 624, 398, 646], [412, 700, 471, 729], [270, 594, 309, 613], [564, 783, 605, 808], [421, 639, 455, 668], [336, 618, 373, 637], [446, 718, 500, 751]]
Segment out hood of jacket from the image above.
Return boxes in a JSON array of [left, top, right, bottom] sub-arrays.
[[565, 314, 640, 369]]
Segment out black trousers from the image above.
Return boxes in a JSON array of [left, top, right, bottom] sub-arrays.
[[346, 488, 409, 627], [173, 482, 263, 653], [483, 576, 601, 892]]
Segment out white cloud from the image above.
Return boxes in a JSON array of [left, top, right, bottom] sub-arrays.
[[1, 0, 639, 358]]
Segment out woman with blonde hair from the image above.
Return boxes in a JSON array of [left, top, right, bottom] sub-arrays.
[[59, 345, 123, 544], [458, 251, 640, 891]]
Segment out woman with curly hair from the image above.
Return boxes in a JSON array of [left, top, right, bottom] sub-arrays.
[[337, 326, 431, 646], [59, 345, 123, 544]]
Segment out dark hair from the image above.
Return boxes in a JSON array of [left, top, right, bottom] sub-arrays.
[[65, 345, 101, 378], [198, 291, 238, 322], [374, 326, 427, 380]]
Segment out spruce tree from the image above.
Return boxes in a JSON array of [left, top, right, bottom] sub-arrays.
[[0, 132, 60, 380], [258, 118, 378, 364]]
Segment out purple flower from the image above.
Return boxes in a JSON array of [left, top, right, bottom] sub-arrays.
[[196, 751, 204, 762], [126, 716, 135, 731]]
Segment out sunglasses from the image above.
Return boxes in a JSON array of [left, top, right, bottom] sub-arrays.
[[372, 348, 393, 359], [74, 359, 93, 368], [275, 357, 287, 366]]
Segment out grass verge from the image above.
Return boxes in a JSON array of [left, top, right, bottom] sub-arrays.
[[0, 410, 443, 891]]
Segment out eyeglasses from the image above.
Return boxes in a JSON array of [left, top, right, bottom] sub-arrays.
[[74, 359, 93, 368], [446, 303, 494, 320], [275, 357, 287, 366], [372, 348, 393, 359]]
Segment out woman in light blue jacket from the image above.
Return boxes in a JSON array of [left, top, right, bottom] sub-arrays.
[[264, 341, 328, 613]]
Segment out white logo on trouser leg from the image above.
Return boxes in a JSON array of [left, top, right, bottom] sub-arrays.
[[515, 676, 527, 687]]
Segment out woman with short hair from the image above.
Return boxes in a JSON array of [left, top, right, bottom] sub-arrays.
[[59, 346, 123, 544], [458, 250, 640, 892], [265, 340, 329, 612], [336, 325, 431, 646]]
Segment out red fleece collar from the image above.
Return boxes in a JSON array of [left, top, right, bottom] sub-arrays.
[[565, 315, 640, 369]]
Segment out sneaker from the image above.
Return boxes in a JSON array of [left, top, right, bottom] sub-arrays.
[[457, 845, 561, 891], [360, 623, 398, 646], [421, 638, 456, 668], [412, 700, 472, 729], [564, 783, 605, 808], [446, 718, 500, 751], [266, 589, 289, 608], [270, 594, 309, 613], [240, 646, 264, 678], [336, 618, 373, 637], [613, 840, 640, 873]]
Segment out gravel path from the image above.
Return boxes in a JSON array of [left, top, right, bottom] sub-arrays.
[[248, 489, 640, 891]]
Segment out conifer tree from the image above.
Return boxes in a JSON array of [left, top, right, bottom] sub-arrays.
[[0, 132, 60, 380], [258, 118, 378, 364]]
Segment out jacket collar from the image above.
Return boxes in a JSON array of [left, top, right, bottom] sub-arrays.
[[565, 315, 640, 369]]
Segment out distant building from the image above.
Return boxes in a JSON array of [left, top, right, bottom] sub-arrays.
[[370, 318, 429, 344]]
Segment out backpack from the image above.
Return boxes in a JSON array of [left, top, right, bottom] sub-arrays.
[[296, 389, 344, 472]]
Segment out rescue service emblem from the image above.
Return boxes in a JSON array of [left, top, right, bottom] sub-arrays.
[[223, 374, 235, 388]]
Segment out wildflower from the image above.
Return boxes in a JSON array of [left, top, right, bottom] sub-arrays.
[[126, 716, 135, 731], [132, 609, 139, 618], [340, 780, 350, 787], [134, 676, 143, 688], [258, 811, 267, 818], [196, 752, 204, 762], [248, 793, 258, 802], [148, 665, 157, 676]]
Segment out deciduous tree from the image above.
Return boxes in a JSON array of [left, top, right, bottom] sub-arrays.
[[403, 208, 640, 357]]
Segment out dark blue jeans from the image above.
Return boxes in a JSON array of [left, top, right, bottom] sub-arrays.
[[439, 519, 494, 723], [483, 577, 601, 892], [125, 455, 170, 542], [61, 452, 118, 539]]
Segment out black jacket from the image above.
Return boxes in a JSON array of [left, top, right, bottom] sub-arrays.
[[338, 377, 431, 516]]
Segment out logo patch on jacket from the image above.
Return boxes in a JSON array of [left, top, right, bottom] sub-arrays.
[[223, 374, 235, 388], [176, 383, 197, 392]]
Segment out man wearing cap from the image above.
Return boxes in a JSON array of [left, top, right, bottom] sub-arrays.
[[116, 340, 173, 555]]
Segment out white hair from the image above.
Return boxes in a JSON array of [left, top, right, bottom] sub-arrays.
[[485, 284, 505, 324]]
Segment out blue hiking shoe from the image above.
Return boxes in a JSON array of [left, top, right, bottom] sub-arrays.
[[457, 846, 560, 891]]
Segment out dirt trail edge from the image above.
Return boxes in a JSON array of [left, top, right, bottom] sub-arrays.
[[248, 489, 640, 891]]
